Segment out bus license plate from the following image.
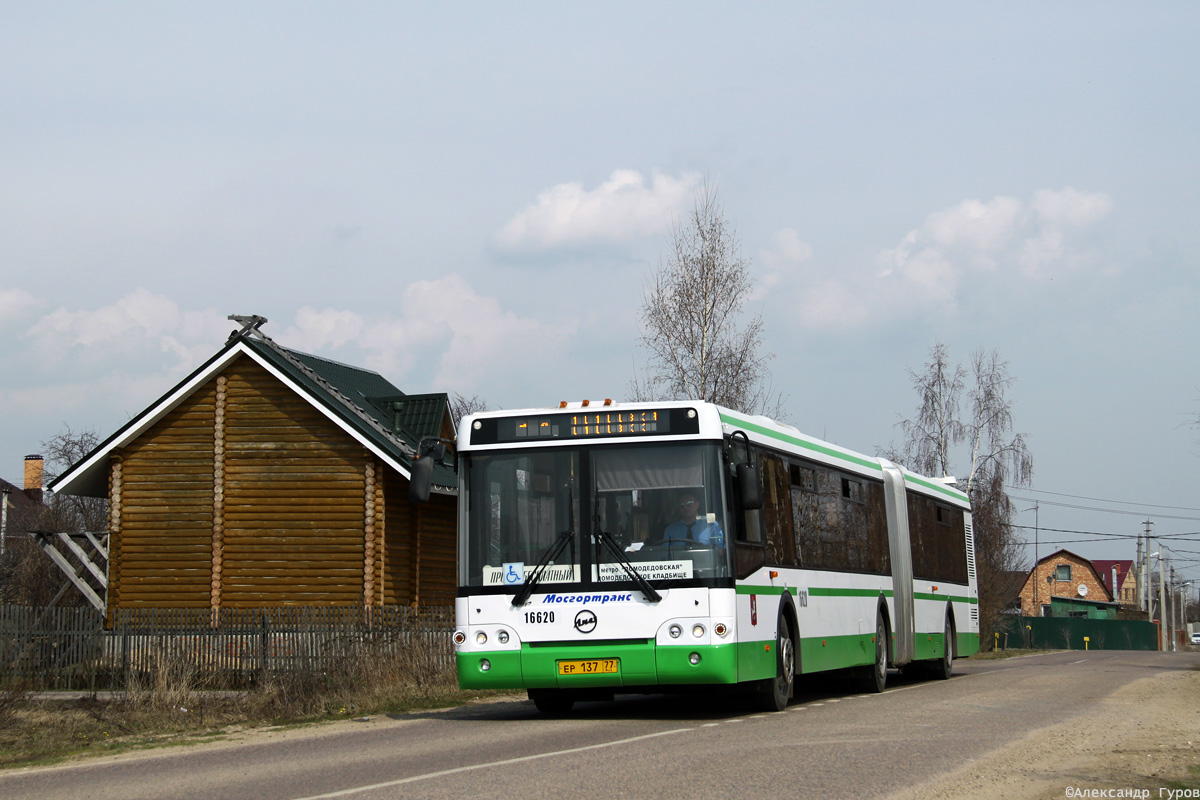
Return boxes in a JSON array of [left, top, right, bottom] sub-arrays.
[[558, 658, 618, 675]]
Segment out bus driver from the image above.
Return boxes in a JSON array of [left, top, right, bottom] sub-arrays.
[[663, 492, 724, 545]]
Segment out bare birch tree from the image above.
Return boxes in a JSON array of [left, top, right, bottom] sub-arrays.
[[630, 185, 785, 417], [896, 341, 966, 479], [892, 342, 1033, 644]]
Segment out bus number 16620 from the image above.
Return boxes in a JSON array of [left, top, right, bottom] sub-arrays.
[[524, 611, 555, 624]]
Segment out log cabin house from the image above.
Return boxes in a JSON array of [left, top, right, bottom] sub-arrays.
[[48, 316, 457, 617]]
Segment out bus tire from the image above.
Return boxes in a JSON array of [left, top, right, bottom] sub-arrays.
[[859, 611, 888, 693], [758, 610, 795, 712], [928, 615, 954, 681], [529, 689, 575, 714]]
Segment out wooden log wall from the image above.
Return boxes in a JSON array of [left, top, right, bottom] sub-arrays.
[[382, 463, 455, 606], [103, 353, 457, 612], [221, 359, 366, 608], [113, 385, 219, 608]]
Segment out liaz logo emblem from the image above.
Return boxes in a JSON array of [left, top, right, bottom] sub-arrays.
[[574, 609, 597, 634]]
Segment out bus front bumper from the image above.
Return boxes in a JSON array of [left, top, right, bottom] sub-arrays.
[[457, 640, 738, 690]]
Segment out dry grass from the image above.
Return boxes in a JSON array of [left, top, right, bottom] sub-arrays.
[[0, 637, 493, 769]]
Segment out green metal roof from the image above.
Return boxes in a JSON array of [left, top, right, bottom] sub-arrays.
[[239, 335, 455, 488]]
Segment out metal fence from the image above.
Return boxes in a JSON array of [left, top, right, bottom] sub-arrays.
[[0, 605, 456, 690], [994, 615, 1159, 651]]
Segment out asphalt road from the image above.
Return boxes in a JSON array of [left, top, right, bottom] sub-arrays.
[[4, 650, 1196, 800]]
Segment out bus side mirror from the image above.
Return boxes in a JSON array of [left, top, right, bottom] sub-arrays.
[[409, 456, 434, 504], [736, 462, 763, 510], [408, 441, 448, 504]]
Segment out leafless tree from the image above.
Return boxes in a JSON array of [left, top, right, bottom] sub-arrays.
[[41, 425, 107, 534], [449, 392, 489, 432], [891, 343, 1033, 641], [896, 341, 965, 479], [0, 425, 105, 607], [630, 184, 785, 418]]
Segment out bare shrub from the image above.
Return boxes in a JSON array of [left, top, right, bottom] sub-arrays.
[[0, 680, 31, 728], [122, 651, 205, 720]]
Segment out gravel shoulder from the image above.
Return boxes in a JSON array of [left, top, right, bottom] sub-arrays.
[[886, 664, 1200, 799]]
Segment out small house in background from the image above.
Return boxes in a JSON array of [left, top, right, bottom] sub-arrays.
[[1091, 559, 1138, 607], [1016, 549, 1116, 618], [1, 455, 47, 554], [49, 316, 457, 617]]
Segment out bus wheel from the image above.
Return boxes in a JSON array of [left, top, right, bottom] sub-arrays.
[[928, 616, 954, 680], [859, 613, 888, 693], [529, 689, 575, 714], [758, 618, 795, 712]]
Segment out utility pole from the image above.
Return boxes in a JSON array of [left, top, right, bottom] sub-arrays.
[[1143, 521, 1154, 619], [1168, 564, 1176, 651], [0, 487, 9, 558], [1136, 531, 1144, 611], [1031, 501, 1041, 609], [1160, 553, 1168, 652]]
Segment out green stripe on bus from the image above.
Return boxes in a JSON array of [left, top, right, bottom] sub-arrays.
[[737, 585, 976, 604], [734, 585, 790, 596], [914, 592, 978, 605], [809, 587, 892, 598], [719, 413, 881, 472]]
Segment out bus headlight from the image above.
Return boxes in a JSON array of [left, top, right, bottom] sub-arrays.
[[668, 624, 682, 639], [480, 659, 491, 672], [689, 652, 702, 665], [497, 630, 509, 644], [476, 631, 488, 645], [692, 624, 705, 638], [453, 630, 467, 645]]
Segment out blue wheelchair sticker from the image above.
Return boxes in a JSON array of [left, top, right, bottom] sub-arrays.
[[502, 562, 525, 585]]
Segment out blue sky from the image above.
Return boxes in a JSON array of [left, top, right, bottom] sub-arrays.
[[2, 4, 1198, 586]]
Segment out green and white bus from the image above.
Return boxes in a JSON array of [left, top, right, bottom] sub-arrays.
[[433, 400, 978, 713]]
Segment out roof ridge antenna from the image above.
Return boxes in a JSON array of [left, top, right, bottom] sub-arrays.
[[225, 314, 417, 458]]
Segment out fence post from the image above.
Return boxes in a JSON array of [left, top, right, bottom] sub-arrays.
[[121, 619, 131, 688], [259, 612, 269, 680]]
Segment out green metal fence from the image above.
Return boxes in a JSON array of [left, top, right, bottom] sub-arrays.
[[995, 615, 1158, 651]]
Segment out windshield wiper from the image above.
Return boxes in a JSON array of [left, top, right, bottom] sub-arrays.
[[594, 528, 663, 603], [511, 528, 573, 607]]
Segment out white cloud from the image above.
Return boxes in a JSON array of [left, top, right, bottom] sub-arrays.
[[754, 228, 814, 300], [495, 169, 701, 251], [24, 289, 228, 372], [0, 288, 40, 321], [281, 276, 575, 393], [286, 307, 366, 353], [795, 188, 1112, 331], [1030, 187, 1113, 228]]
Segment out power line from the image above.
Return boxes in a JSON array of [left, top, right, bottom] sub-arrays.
[[1010, 524, 1200, 541], [1008, 494, 1200, 521], [1007, 485, 1200, 513]]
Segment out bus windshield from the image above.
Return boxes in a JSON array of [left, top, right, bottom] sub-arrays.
[[462, 442, 731, 590]]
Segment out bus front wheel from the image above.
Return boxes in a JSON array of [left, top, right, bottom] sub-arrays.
[[758, 618, 795, 712]]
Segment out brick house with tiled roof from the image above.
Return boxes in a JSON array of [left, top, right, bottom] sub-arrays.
[[1017, 549, 1115, 617], [49, 316, 457, 616], [1091, 559, 1138, 607]]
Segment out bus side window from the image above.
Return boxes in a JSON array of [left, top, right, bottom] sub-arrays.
[[761, 452, 796, 566], [728, 437, 766, 578]]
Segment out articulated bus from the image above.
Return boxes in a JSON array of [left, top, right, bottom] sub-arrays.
[[434, 400, 978, 713]]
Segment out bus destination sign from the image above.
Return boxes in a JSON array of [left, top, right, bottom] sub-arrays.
[[471, 408, 699, 445]]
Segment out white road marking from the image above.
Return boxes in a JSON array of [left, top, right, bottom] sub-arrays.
[[290, 728, 693, 799]]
